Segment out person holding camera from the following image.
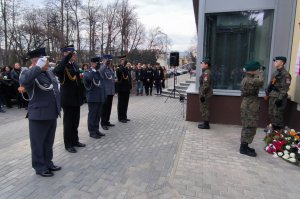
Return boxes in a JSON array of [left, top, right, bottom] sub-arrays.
[[267, 56, 291, 131], [239, 61, 264, 157], [19, 48, 61, 177], [84, 57, 106, 139], [198, 58, 213, 129], [53, 45, 86, 153]]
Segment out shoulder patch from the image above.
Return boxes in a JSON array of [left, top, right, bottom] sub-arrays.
[[203, 73, 209, 81], [286, 76, 291, 84]]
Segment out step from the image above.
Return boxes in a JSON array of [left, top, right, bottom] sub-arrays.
[[166, 88, 186, 94], [186, 80, 195, 84], [179, 83, 190, 87], [171, 85, 188, 90], [160, 92, 187, 99]]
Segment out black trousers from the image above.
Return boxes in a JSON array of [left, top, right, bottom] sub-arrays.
[[88, 102, 103, 135], [29, 119, 56, 172], [101, 95, 113, 126], [155, 82, 162, 94], [62, 106, 80, 148], [117, 91, 130, 121], [144, 81, 153, 95]]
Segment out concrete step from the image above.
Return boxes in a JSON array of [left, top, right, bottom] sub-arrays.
[[160, 92, 187, 100], [162, 90, 187, 96], [179, 82, 190, 87], [186, 80, 195, 84], [166, 88, 186, 94], [171, 85, 188, 90]]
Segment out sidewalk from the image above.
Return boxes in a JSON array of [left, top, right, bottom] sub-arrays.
[[0, 83, 299, 199]]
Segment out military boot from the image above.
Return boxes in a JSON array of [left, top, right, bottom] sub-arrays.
[[247, 145, 255, 153], [198, 122, 205, 128], [240, 143, 256, 157], [198, 121, 210, 129]]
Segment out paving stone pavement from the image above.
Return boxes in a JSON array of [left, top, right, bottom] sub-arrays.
[[171, 123, 300, 199], [0, 87, 300, 199], [0, 95, 186, 199]]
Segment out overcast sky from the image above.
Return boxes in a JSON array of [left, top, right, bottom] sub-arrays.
[[126, 0, 197, 51], [25, 0, 197, 51]]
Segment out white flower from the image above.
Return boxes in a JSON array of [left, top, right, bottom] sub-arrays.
[[288, 158, 297, 163], [282, 154, 290, 159], [290, 153, 296, 158], [272, 153, 278, 158], [284, 150, 289, 154], [277, 152, 283, 156], [286, 145, 291, 150]]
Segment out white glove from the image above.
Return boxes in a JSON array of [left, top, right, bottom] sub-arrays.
[[36, 57, 47, 68], [92, 68, 96, 72]]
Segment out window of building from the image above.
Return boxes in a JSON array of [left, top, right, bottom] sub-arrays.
[[204, 10, 274, 90]]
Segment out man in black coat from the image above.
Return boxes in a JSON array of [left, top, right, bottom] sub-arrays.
[[19, 48, 61, 177], [116, 55, 131, 123], [144, 64, 154, 96], [154, 63, 164, 95], [53, 45, 86, 153]]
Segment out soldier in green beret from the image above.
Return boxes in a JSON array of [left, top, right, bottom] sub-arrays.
[[240, 61, 264, 157], [198, 58, 213, 129], [267, 56, 291, 131]]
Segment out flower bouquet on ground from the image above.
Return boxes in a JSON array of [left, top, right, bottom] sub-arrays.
[[264, 124, 300, 165]]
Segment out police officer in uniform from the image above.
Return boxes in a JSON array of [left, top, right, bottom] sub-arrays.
[[19, 48, 61, 177], [53, 45, 86, 153], [84, 57, 106, 139], [267, 56, 291, 131], [116, 55, 131, 123], [240, 61, 264, 157], [198, 58, 213, 129], [100, 54, 116, 130]]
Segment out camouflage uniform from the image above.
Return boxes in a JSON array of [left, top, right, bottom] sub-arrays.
[[199, 68, 213, 121], [240, 72, 264, 144], [268, 68, 291, 129]]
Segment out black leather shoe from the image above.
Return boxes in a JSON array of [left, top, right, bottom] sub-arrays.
[[49, 165, 62, 171], [107, 123, 115, 127], [66, 147, 77, 153], [74, 142, 86, 147], [102, 125, 109, 130], [119, 119, 127, 123], [97, 132, 106, 136], [36, 170, 54, 177], [90, 134, 101, 139], [125, 118, 131, 121]]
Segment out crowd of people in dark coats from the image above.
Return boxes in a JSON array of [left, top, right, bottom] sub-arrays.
[[0, 61, 168, 113], [0, 63, 28, 112]]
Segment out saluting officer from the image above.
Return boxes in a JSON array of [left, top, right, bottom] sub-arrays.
[[19, 48, 61, 177], [100, 54, 116, 130], [240, 61, 264, 157], [198, 58, 213, 129], [116, 55, 131, 123], [267, 56, 291, 131], [83, 57, 106, 139], [53, 45, 86, 153]]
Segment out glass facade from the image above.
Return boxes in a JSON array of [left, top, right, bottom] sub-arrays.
[[204, 10, 274, 90]]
